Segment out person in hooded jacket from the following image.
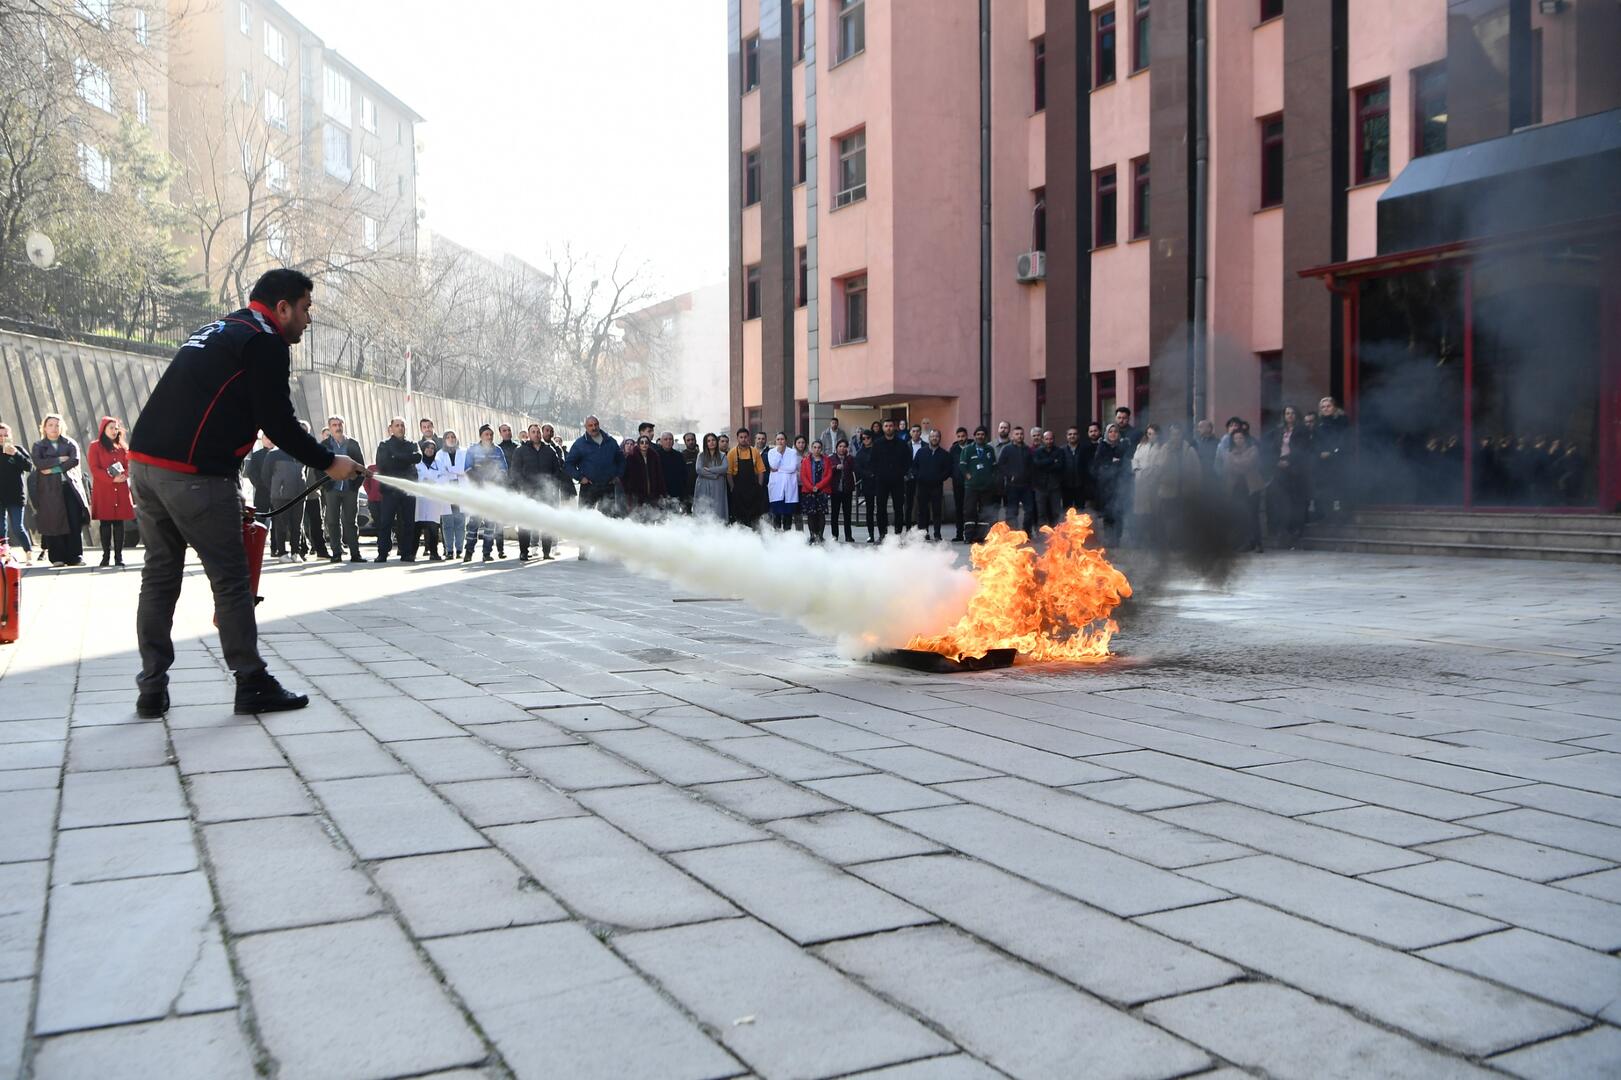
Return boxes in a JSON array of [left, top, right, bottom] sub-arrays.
[[87, 415, 136, 567], [1090, 425, 1129, 548], [413, 439, 451, 561], [30, 414, 88, 567], [436, 430, 468, 559]]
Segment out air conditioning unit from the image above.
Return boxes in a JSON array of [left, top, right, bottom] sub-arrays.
[[1016, 250, 1046, 283]]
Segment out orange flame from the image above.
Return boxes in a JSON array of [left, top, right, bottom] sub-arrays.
[[906, 509, 1132, 663]]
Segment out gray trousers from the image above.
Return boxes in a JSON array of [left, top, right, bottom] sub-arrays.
[[323, 485, 360, 556], [131, 463, 266, 692]]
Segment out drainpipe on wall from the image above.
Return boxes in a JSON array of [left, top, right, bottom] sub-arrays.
[[979, 0, 993, 430], [1190, 0, 1209, 425]]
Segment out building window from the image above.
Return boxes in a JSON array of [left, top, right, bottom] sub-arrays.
[[134, 9, 148, 46], [742, 34, 760, 92], [135, 87, 149, 126], [359, 152, 378, 191], [324, 68, 352, 123], [1410, 63, 1445, 158], [836, 273, 867, 344], [266, 154, 287, 191], [796, 246, 808, 308], [323, 124, 351, 181], [239, 1, 251, 34], [1032, 36, 1046, 112], [267, 219, 288, 260], [1354, 79, 1390, 183], [264, 89, 286, 129], [1094, 7, 1116, 88], [75, 59, 113, 113], [743, 148, 761, 207], [361, 96, 378, 134], [1259, 114, 1283, 207], [361, 215, 378, 251], [836, 0, 865, 63], [1131, 157, 1150, 238], [1260, 0, 1283, 20], [834, 128, 866, 207], [1133, 0, 1150, 72], [793, 3, 805, 62], [1093, 166, 1117, 248], [795, 124, 807, 185], [77, 143, 111, 192], [263, 22, 286, 66], [1095, 370, 1118, 421], [744, 263, 762, 320], [1031, 188, 1046, 252]]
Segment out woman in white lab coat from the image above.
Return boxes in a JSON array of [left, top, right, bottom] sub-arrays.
[[413, 439, 452, 561], [435, 430, 468, 559], [766, 432, 800, 532]]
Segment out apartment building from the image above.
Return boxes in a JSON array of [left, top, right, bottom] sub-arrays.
[[64, 2, 172, 204], [727, 0, 1620, 511]]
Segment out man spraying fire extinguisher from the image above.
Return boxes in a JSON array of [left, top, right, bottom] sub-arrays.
[[128, 269, 362, 719]]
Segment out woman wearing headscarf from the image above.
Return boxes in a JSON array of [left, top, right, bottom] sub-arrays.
[[798, 439, 834, 542], [1217, 426, 1267, 553], [767, 432, 800, 532], [413, 438, 451, 561], [829, 437, 858, 542], [622, 434, 667, 514], [693, 433, 729, 521], [30, 414, 88, 567], [87, 416, 136, 567], [437, 430, 468, 560]]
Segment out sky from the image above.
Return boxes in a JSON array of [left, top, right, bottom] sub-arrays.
[[280, 0, 731, 299]]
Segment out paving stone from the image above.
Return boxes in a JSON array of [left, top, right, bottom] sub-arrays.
[[1421, 928, 1621, 1024], [1555, 867, 1621, 903], [388, 674, 485, 700], [0, 740, 65, 772], [1366, 860, 1621, 951], [1152, 800, 1428, 874], [0, 767, 60, 791], [1063, 776, 1214, 812], [0, 860, 47, 979], [347, 697, 468, 741], [919, 706, 1135, 759], [615, 917, 951, 1078], [1488, 1025, 1621, 1080], [234, 917, 484, 1079], [58, 765, 185, 829], [0, 788, 57, 863], [511, 744, 655, 790], [942, 777, 1250, 868], [588, 727, 762, 786], [463, 718, 579, 750], [1417, 832, 1610, 882], [639, 706, 762, 740], [1103, 751, 1358, 815], [885, 804, 1225, 917], [768, 811, 945, 865], [1138, 898, 1584, 1056], [821, 925, 1209, 1080], [30, 1012, 258, 1080], [171, 725, 283, 774], [488, 816, 736, 929], [435, 776, 585, 827], [1490, 783, 1621, 828], [692, 776, 844, 820], [574, 783, 767, 852], [706, 734, 871, 780], [373, 848, 566, 938], [1181, 854, 1503, 948], [848, 1057, 1005, 1079], [389, 736, 517, 783], [277, 729, 406, 781], [187, 767, 314, 822], [1141, 982, 1495, 1079], [1455, 807, 1621, 863], [310, 774, 488, 859], [257, 699, 359, 736], [35, 872, 235, 1034], [530, 703, 643, 732], [66, 723, 168, 772], [426, 922, 736, 1080], [0, 718, 66, 743], [203, 815, 381, 933], [51, 820, 198, 884], [1297, 804, 1479, 846], [854, 855, 1239, 1005], [903, 727, 1123, 786], [673, 840, 932, 944], [1248, 760, 1513, 820], [802, 772, 962, 814], [0, 980, 29, 1080], [841, 744, 1001, 784], [754, 716, 903, 752]]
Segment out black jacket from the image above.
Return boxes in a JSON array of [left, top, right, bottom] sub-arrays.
[[1031, 444, 1065, 491], [659, 446, 688, 499], [321, 436, 365, 492], [1091, 439, 1127, 501], [511, 440, 564, 493], [497, 439, 519, 470], [0, 444, 32, 507], [910, 445, 955, 486], [375, 435, 421, 480], [244, 446, 272, 507], [130, 303, 333, 477], [872, 436, 911, 483], [997, 441, 1033, 486]]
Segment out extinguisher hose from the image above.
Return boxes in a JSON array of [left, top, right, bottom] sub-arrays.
[[255, 476, 332, 520]]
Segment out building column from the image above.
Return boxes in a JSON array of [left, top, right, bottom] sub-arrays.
[[1043, 0, 1092, 433], [1148, 0, 1194, 426], [759, 0, 797, 436], [727, 1, 745, 429]]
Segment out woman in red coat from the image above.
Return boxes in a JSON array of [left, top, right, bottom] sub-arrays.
[[87, 416, 136, 567], [798, 439, 835, 542]]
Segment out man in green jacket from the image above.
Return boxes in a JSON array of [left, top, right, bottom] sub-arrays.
[[956, 425, 998, 543]]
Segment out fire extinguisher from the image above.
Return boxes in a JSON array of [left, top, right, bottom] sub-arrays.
[[215, 476, 329, 628], [0, 542, 20, 646]]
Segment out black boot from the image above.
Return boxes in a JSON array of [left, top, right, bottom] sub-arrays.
[[235, 672, 309, 715], [136, 689, 169, 719]]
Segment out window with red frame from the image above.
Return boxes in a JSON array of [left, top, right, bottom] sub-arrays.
[[1095, 371, 1118, 424], [1259, 114, 1284, 207], [795, 124, 807, 185], [1260, 0, 1283, 21], [1033, 36, 1046, 111], [796, 246, 807, 308], [1354, 80, 1390, 183], [1093, 166, 1118, 248], [743, 148, 761, 207], [742, 34, 760, 92], [1032, 187, 1047, 252], [1094, 7, 1116, 88], [1133, 0, 1150, 72], [744, 264, 761, 320], [1131, 157, 1150, 238]]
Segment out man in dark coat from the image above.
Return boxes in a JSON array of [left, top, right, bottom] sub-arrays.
[[658, 432, 689, 512], [997, 426, 1035, 533], [511, 422, 565, 560], [908, 429, 954, 540], [1031, 429, 1065, 529], [321, 415, 366, 562], [948, 426, 970, 541], [373, 417, 422, 562], [871, 419, 910, 540], [243, 432, 275, 511]]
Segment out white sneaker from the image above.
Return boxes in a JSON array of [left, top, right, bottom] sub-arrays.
[[279, 553, 296, 563]]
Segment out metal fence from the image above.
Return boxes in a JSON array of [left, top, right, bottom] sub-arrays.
[[0, 261, 217, 356]]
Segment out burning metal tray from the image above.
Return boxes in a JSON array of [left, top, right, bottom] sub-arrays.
[[871, 648, 1018, 674]]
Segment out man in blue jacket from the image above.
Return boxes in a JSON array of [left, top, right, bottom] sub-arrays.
[[565, 415, 625, 560]]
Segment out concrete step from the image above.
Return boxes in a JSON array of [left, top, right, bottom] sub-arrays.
[[1308, 525, 1621, 552], [1347, 510, 1621, 534], [1300, 536, 1621, 565]]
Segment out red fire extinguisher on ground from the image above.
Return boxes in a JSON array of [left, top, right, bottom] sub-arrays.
[[214, 477, 326, 628], [0, 543, 20, 645]]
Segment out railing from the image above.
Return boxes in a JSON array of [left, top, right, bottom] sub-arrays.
[[0, 261, 217, 356]]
